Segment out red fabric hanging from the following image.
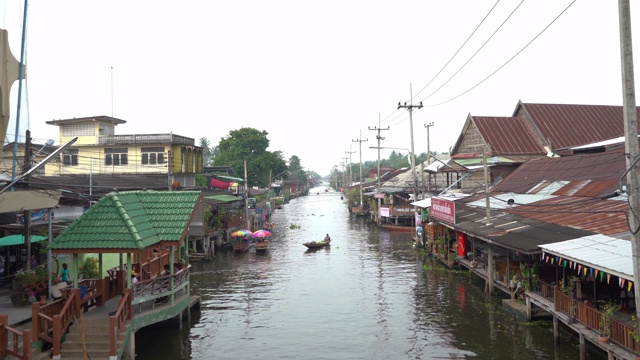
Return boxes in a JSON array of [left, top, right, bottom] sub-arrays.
[[210, 178, 232, 189]]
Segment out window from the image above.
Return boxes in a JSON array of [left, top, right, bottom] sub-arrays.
[[141, 147, 165, 165], [105, 148, 128, 166], [62, 149, 78, 166], [61, 123, 95, 137]]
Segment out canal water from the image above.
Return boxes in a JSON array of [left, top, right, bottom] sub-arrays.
[[136, 185, 605, 360]]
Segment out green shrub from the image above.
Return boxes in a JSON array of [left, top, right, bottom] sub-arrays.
[[81, 257, 100, 279]]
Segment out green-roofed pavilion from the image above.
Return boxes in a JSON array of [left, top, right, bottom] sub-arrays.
[[51, 190, 203, 253]]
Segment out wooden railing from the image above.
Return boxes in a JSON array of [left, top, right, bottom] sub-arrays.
[[131, 266, 190, 307], [49, 290, 80, 358], [0, 315, 31, 360], [109, 289, 133, 358], [553, 288, 639, 353]]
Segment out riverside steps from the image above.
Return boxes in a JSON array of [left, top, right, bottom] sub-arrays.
[[0, 280, 201, 360]]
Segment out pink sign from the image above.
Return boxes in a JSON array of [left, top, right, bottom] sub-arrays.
[[431, 198, 455, 224]]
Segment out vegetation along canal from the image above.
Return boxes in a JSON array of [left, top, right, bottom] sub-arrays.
[[136, 185, 605, 360]]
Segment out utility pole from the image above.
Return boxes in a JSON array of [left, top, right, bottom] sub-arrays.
[[398, 85, 423, 212], [425, 122, 435, 192], [23, 130, 31, 270], [244, 159, 250, 230], [352, 131, 368, 208], [483, 145, 494, 294], [619, 0, 640, 330], [369, 115, 390, 225], [345, 148, 355, 187]]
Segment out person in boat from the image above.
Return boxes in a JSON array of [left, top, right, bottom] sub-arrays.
[[324, 234, 331, 242]]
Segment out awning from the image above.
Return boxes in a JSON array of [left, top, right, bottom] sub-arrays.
[[210, 178, 233, 189], [0, 190, 61, 212], [539, 234, 632, 281], [216, 175, 244, 182], [410, 198, 432, 208], [0, 235, 47, 247], [204, 194, 243, 203]]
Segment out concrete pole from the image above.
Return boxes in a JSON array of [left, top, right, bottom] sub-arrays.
[[23, 130, 31, 270], [397, 85, 423, 208], [352, 131, 368, 207], [244, 160, 249, 230], [425, 122, 434, 192], [484, 147, 494, 293], [619, 0, 640, 331]]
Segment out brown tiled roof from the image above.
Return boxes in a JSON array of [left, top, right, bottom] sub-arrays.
[[492, 149, 626, 197], [472, 116, 544, 155], [516, 102, 640, 150]]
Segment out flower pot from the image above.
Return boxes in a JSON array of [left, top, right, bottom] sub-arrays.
[[598, 335, 609, 344], [10, 293, 27, 306]]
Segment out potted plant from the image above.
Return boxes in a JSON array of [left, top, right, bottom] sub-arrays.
[[12, 266, 49, 305], [599, 301, 621, 343], [448, 252, 456, 267]]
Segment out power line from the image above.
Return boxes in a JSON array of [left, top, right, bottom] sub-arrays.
[[413, 0, 503, 101], [420, 0, 526, 103], [425, 0, 578, 108]]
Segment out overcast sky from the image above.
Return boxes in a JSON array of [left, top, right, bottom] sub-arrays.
[[2, 0, 639, 176]]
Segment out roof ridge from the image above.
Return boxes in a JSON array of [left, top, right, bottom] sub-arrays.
[[111, 194, 145, 250]]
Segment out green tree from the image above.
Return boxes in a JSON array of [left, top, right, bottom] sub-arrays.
[[199, 137, 212, 166], [213, 128, 287, 187], [288, 155, 308, 185]]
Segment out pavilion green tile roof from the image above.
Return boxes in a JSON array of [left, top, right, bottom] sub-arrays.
[[50, 190, 202, 251]]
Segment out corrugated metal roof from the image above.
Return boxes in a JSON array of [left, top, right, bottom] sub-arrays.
[[517, 103, 640, 150], [473, 116, 545, 155], [503, 196, 629, 237], [204, 194, 243, 203], [539, 235, 632, 280], [492, 149, 626, 197], [431, 203, 593, 254], [51, 190, 202, 252]]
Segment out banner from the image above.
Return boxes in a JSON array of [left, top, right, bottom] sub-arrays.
[[431, 198, 455, 224]]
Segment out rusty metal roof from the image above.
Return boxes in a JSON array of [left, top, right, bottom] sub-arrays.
[[516, 102, 640, 150], [472, 116, 545, 155], [430, 203, 593, 254], [492, 149, 626, 197], [503, 196, 629, 237]]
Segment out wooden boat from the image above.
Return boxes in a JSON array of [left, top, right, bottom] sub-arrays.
[[233, 240, 251, 252], [302, 239, 331, 249], [255, 240, 270, 252]]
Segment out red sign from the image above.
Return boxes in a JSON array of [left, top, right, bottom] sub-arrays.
[[431, 198, 455, 224]]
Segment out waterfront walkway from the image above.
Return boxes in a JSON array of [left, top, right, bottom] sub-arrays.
[[455, 256, 639, 360]]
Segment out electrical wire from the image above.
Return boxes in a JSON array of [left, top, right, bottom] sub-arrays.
[[413, 0, 502, 101], [420, 0, 526, 103], [425, 0, 578, 108]]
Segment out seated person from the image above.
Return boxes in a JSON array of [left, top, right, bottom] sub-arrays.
[[324, 234, 331, 242], [51, 281, 68, 301]]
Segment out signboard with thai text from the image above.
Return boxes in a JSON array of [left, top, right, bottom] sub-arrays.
[[374, 193, 385, 199], [380, 207, 390, 217], [431, 198, 455, 224]]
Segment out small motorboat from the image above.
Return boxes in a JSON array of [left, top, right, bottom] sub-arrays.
[[302, 239, 331, 249], [233, 238, 251, 252], [255, 240, 270, 252]]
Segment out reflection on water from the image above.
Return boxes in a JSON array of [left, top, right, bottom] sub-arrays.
[[136, 186, 604, 360]]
